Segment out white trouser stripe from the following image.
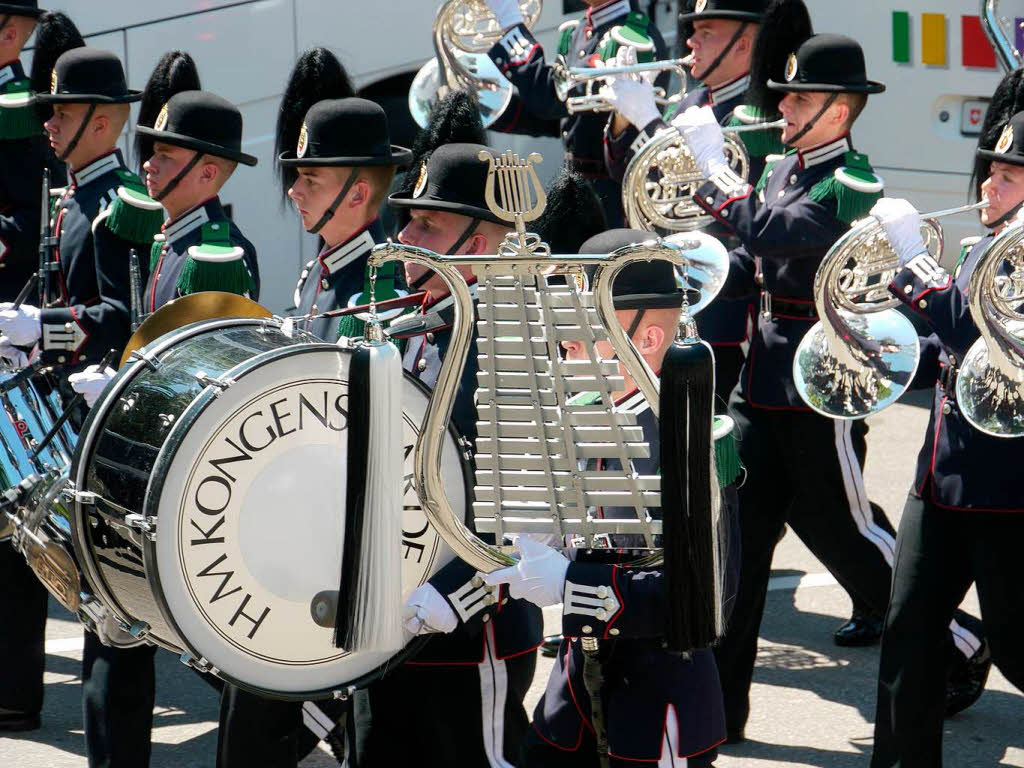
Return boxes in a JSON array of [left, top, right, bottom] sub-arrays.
[[478, 623, 514, 768], [658, 705, 687, 767]]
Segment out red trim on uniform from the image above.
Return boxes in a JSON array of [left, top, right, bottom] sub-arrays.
[[770, 313, 817, 321], [603, 564, 626, 638], [564, 641, 596, 734], [501, 43, 540, 72], [794, 132, 851, 170], [149, 250, 165, 313], [530, 720, 586, 752], [715, 188, 753, 213], [909, 279, 953, 311], [68, 149, 120, 187], [496, 641, 544, 661]]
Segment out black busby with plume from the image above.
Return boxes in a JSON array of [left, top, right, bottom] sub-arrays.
[[275, 47, 354, 200], [134, 50, 201, 172], [745, 0, 812, 117], [535, 168, 607, 256], [971, 67, 1024, 203], [28, 10, 83, 122]]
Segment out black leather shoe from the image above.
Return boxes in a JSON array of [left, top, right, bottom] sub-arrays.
[[946, 639, 992, 717], [725, 728, 745, 744], [0, 708, 41, 732], [540, 634, 563, 657], [833, 615, 883, 647]]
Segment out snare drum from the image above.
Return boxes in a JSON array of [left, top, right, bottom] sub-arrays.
[[64, 317, 465, 698], [0, 366, 77, 542]]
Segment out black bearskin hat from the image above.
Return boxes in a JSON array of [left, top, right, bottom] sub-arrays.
[[134, 50, 201, 172], [746, 0, 812, 115], [275, 47, 355, 199], [29, 11, 84, 122], [535, 169, 607, 255], [971, 67, 1024, 201]]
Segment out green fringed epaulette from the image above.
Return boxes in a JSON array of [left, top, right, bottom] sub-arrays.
[[754, 153, 789, 196], [557, 19, 578, 57], [0, 79, 40, 140], [336, 261, 403, 340], [598, 12, 656, 63], [105, 182, 165, 245], [713, 415, 742, 488], [150, 235, 166, 271], [728, 105, 785, 159], [953, 236, 982, 280], [808, 150, 884, 225], [176, 221, 255, 297]]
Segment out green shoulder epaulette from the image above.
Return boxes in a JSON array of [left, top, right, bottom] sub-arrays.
[[598, 12, 656, 63], [953, 236, 982, 279], [728, 105, 785, 159], [754, 153, 788, 196], [336, 260, 403, 340], [557, 19, 579, 57], [808, 150, 884, 224], [0, 79, 41, 140], [176, 220, 255, 297], [713, 415, 742, 488], [105, 173, 165, 245], [150, 234, 166, 271]]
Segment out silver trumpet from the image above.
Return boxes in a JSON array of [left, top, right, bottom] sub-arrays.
[[408, 0, 543, 129], [794, 201, 988, 419], [955, 218, 1024, 437], [623, 117, 786, 233], [553, 57, 689, 115]]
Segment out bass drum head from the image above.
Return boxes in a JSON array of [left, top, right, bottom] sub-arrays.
[[147, 343, 462, 697]]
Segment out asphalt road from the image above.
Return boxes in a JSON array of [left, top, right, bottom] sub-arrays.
[[2, 392, 1021, 767]]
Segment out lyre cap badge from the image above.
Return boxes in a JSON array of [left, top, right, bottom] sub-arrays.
[[694, 0, 707, 13], [154, 104, 169, 132], [996, 124, 1014, 154], [413, 161, 428, 198], [785, 53, 798, 82], [50, 67, 58, 94], [296, 122, 309, 159]]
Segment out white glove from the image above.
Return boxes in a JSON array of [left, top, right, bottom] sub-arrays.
[[485, 0, 525, 30], [600, 46, 660, 129], [402, 583, 458, 635], [672, 105, 727, 177], [0, 303, 41, 346], [0, 339, 29, 369], [482, 536, 569, 608], [871, 198, 927, 265], [68, 365, 116, 408]]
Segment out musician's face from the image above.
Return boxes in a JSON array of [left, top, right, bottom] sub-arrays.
[[686, 19, 750, 86], [398, 208, 481, 297], [144, 142, 219, 216], [561, 309, 640, 361], [778, 90, 848, 149], [287, 167, 369, 242], [44, 103, 95, 165], [981, 161, 1024, 226]]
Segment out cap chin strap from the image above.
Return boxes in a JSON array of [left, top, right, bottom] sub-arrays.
[[310, 168, 360, 235], [61, 103, 97, 162], [783, 92, 839, 148], [153, 151, 203, 202], [408, 218, 480, 291], [984, 198, 1024, 230], [692, 22, 748, 87], [625, 307, 647, 339]]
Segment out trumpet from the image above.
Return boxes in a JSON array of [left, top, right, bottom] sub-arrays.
[[793, 201, 989, 420], [955, 218, 1024, 437], [623, 117, 786, 233], [553, 57, 689, 114], [408, 0, 543, 129]]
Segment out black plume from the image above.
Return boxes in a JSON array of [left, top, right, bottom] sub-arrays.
[[971, 68, 1024, 201], [134, 51, 201, 172], [275, 47, 355, 199], [677, 0, 696, 56], [746, 0, 813, 115], [535, 169, 607, 255], [30, 11, 83, 122], [392, 90, 488, 234]]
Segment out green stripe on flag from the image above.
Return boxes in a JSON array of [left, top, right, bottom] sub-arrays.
[[892, 11, 910, 63]]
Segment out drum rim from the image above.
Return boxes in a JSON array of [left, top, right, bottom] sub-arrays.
[[70, 316, 293, 651], [142, 342, 473, 699]]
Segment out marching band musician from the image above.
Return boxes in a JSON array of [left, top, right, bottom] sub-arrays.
[[679, 33, 988, 740], [868, 107, 1024, 766], [0, 0, 80, 734], [479, 228, 742, 768], [482, 0, 668, 226]]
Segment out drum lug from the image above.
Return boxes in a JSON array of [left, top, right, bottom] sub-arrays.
[[124, 513, 157, 540], [64, 488, 98, 505], [126, 349, 161, 370], [332, 685, 356, 702], [195, 371, 233, 394], [179, 650, 217, 675], [125, 620, 151, 640]]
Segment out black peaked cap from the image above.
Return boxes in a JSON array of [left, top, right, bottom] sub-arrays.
[[0, 0, 43, 17], [279, 97, 411, 168], [767, 33, 884, 94], [388, 142, 506, 225], [977, 110, 1024, 167], [679, 0, 768, 23], [35, 46, 141, 104], [581, 229, 685, 310], [136, 90, 257, 166]]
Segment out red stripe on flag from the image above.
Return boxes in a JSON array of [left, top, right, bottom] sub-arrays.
[[962, 15, 997, 68]]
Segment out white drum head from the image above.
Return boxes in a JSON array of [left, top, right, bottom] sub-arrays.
[[152, 345, 460, 694]]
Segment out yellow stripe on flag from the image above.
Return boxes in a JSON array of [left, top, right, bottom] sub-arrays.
[[921, 13, 947, 65]]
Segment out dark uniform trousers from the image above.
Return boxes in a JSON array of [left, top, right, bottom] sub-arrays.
[[0, 58, 64, 720], [871, 236, 1023, 767], [487, 0, 668, 227]]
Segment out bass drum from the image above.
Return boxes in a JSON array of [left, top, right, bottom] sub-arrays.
[[69, 317, 465, 698]]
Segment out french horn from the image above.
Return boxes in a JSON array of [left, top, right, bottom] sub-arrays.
[[955, 219, 1024, 437], [408, 0, 543, 129], [793, 202, 987, 419], [982, 0, 1023, 72]]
